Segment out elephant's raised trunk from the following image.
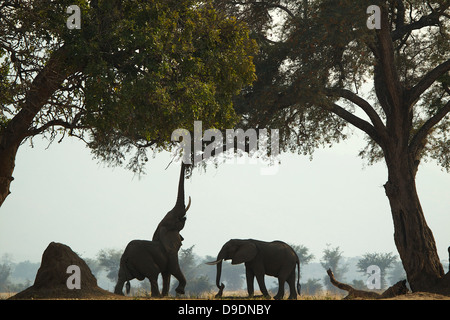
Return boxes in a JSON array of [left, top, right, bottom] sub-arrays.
[[175, 162, 186, 209], [173, 162, 191, 213]]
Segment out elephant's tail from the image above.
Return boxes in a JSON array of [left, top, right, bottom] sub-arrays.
[[296, 259, 301, 295]]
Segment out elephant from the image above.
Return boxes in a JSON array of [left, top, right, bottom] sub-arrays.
[[206, 239, 301, 300], [114, 162, 191, 296]]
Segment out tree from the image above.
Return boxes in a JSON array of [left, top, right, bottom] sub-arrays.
[[84, 257, 102, 279], [289, 243, 314, 266], [389, 260, 407, 285], [320, 245, 348, 293], [0, 263, 11, 291], [11, 260, 39, 283], [357, 252, 398, 289], [97, 248, 121, 283], [176, 245, 214, 295], [216, 0, 449, 292], [301, 278, 323, 295], [0, 0, 256, 206]]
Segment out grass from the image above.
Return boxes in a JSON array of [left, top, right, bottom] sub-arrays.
[[129, 289, 344, 300]]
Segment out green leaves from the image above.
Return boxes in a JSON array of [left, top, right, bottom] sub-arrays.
[[1, 0, 257, 173]]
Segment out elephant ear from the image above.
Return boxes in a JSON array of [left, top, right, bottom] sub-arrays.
[[232, 242, 257, 265], [159, 226, 182, 253]]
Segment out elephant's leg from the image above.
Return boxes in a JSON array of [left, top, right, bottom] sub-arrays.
[[167, 255, 186, 295], [161, 272, 171, 296], [273, 276, 286, 300], [171, 265, 186, 295], [114, 277, 126, 295], [148, 275, 161, 297], [286, 271, 298, 300], [255, 273, 270, 299], [245, 267, 255, 297]]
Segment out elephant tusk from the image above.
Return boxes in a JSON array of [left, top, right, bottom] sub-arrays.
[[206, 259, 223, 265], [185, 196, 191, 212]]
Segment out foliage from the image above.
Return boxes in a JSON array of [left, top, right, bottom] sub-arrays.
[[177, 245, 214, 295], [0, 263, 11, 292], [96, 248, 122, 283], [0, 0, 257, 175], [351, 279, 366, 290], [388, 260, 407, 285], [301, 278, 323, 295], [320, 244, 348, 293], [356, 252, 398, 289], [216, 0, 450, 169], [84, 257, 103, 278], [289, 243, 314, 265], [213, 0, 450, 291]]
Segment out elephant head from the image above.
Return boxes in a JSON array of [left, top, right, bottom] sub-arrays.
[[152, 162, 191, 254], [206, 239, 257, 297]]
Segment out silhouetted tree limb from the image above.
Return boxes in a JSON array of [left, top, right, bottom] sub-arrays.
[[326, 269, 408, 300]]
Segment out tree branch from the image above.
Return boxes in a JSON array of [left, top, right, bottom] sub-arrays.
[[391, 3, 449, 41], [376, 6, 404, 110], [327, 88, 388, 141], [326, 268, 408, 300], [328, 102, 383, 147], [409, 100, 450, 157], [231, 1, 296, 19], [406, 59, 450, 106], [393, 0, 405, 29], [26, 117, 87, 137]]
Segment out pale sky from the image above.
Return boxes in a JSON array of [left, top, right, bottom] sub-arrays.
[[1, 132, 449, 265]]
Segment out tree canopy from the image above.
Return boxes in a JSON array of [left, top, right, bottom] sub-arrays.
[[0, 0, 257, 205], [218, 0, 449, 293]]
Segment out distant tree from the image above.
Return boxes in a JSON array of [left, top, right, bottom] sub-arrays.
[[357, 252, 398, 290], [388, 260, 407, 285], [178, 245, 198, 285], [301, 278, 323, 296], [289, 244, 314, 265], [186, 275, 214, 296], [11, 260, 39, 283], [177, 246, 214, 295], [320, 245, 348, 293], [84, 257, 102, 278], [0, 263, 11, 291], [97, 248, 122, 283], [351, 279, 366, 290]]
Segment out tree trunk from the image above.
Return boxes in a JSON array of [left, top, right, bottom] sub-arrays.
[[0, 142, 19, 206], [0, 46, 78, 207], [384, 151, 445, 292]]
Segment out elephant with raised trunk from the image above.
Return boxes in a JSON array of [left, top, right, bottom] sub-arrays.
[[207, 239, 301, 300], [114, 162, 191, 296]]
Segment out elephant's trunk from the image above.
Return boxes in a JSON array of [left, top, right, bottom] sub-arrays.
[[175, 162, 186, 209], [215, 259, 225, 297], [206, 251, 225, 297]]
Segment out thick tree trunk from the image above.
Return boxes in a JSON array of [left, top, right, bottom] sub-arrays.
[[0, 142, 19, 206], [0, 46, 78, 207], [384, 151, 445, 292]]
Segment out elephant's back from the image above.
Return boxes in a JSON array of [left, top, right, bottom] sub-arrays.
[[267, 241, 299, 263]]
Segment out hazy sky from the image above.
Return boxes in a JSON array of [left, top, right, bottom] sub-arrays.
[[1, 131, 449, 265]]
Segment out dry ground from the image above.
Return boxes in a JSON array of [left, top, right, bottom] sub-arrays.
[[2, 290, 449, 300]]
